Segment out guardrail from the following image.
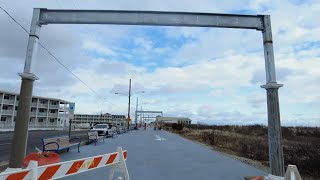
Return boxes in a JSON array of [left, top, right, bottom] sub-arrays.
[[0, 147, 130, 180]]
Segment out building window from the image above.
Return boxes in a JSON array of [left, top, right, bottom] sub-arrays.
[[40, 100, 46, 104], [50, 119, 55, 123], [1, 117, 6, 122], [50, 110, 56, 113], [2, 106, 8, 110], [4, 96, 9, 100], [39, 109, 45, 113], [29, 118, 32, 122], [15, 107, 18, 111], [38, 119, 44, 123]]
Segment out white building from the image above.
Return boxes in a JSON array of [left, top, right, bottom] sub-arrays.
[[73, 113, 126, 127], [155, 117, 192, 125], [0, 90, 72, 131]]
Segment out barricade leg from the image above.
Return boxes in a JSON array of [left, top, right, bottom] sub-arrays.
[[284, 165, 302, 180], [108, 147, 130, 180], [28, 160, 38, 180]]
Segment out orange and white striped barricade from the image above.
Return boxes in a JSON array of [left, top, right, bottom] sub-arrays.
[[266, 165, 302, 180], [246, 165, 302, 180], [0, 147, 129, 180]]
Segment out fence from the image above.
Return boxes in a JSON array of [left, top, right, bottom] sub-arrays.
[[0, 147, 129, 180]]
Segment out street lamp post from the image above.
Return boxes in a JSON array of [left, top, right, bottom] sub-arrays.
[[135, 97, 138, 129], [127, 79, 131, 129]]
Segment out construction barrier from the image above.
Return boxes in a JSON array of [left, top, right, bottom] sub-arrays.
[[246, 165, 302, 180], [0, 147, 130, 180]]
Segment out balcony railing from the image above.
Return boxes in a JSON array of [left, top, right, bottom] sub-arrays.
[[2, 99, 14, 105], [0, 124, 14, 129], [58, 114, 68, 118], [38, 103, 48, 108], [30, 112, 36, 116], [1, 110, 14, 115], [50, 105, 59, 109], [30, 102, 37, 107], [49, 113, 58, 117], [37, 112, 47, 117]]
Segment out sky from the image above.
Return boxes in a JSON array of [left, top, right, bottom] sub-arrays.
[[0, 0, 319, 126]]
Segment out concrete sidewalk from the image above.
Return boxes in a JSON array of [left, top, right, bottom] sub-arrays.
[[61, 128, 267, 180]]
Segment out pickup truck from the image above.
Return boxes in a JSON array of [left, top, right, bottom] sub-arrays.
[[91, 124, 112, 136]]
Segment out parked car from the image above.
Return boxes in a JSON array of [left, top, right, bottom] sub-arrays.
[[110, 126, 118, 134], [129, 124, 136, 130], [91, 124, 112, 136]]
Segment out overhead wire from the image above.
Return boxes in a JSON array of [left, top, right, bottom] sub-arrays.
[[54, 0, 123, 112], [0, 4, 123, 111]]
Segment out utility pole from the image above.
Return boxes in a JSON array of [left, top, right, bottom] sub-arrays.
[[68, 119, 72, 139], [127, 79, 131, 130], [140, 105, 143, 126], [135, 97, 138, 129]]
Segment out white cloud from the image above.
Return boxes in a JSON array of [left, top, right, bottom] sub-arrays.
[[83, 40, 116, 56]]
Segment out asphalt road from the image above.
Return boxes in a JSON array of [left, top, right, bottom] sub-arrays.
[[61, 127, 268, 180], [0, 130, 89, 163]]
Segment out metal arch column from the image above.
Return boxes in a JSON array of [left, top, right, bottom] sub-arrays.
[[9, 9, 40, 168], [260, 15, 284, 176]]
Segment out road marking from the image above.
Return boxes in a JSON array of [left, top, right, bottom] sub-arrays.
[[155, 135, 167, 141]]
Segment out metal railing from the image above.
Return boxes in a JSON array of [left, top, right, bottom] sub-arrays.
[[0, 124, 66, 130], [28, 124, 64, 129]]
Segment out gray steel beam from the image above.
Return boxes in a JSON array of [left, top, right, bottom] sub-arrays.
[[39, 9, 264, 30]]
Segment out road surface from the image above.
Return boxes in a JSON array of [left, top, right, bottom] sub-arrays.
[[61, 127, 268, 180], [0, 130, 88, 163]]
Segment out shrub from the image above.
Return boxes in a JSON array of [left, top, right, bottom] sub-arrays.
[[172, 123, 183, 131]]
